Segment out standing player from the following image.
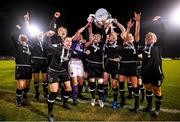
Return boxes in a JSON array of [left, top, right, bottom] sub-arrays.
[[118, 12, 141, 112], [85, 33, 104, 107], [103, 31, 123, 109], [47, 37, 73, 121], [44, 11, 68, 101], [24, 13, 49, 100], [10, 23, 32, 107], [69, 23, 90, 104], [46, 11, 65, 65], [141, 16, 165, 117], [102, 18, 125, 105], [31, 32, 49, 100]]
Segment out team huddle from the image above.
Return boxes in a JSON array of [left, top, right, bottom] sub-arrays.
[[10, 10, 165, 121]]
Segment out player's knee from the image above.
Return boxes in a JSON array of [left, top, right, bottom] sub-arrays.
[[145, 84, 153, 91], [65, 86, 72, 92], [154, 88, 162, 96], [89, 78, 95, 82], [97, 78, 103, 84], [89, 81, 96, 92]]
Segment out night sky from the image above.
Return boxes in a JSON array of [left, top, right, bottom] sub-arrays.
[[0, 0, 180, 57]]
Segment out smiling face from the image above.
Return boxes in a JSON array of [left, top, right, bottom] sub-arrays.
[[93, 34, 101, 43], [109, 32, 117, 42], [58, 27, 68, 38], [123, 32, 134, 42], [128, 33, 134, 42], [19, 34, 28, 45], [37, 31, 44, 40], [145, 32, 157, 45], [63, 37, 72, 49]]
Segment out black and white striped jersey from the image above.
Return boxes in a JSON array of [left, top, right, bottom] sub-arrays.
[[85, 41, 104, 64], [49, 44, 72, 72]]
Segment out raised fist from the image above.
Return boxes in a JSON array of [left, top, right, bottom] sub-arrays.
[[16, 25, 21, 30], [127, 19, 134, 29], [134, 12, 141, 21], [152, 16, 161, 21], [24, 12, 29, 21], [54, 12, 61, 18], [46, 30, 56, 37]]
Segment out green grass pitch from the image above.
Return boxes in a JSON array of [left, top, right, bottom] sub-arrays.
[[0, 60, 180, 121]]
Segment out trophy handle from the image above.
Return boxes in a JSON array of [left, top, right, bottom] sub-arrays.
[[89, 14, 95, 17], [87, 14, 95, 23]]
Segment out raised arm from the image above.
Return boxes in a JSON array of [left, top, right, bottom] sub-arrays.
[[23, 12, 32, 37], [124, 19, 134, 42], [24, 12, 30, 31], [84, 23, 95, 47], [11, 13, 28, 41], [10, 25, 22, 43], [48, 11, 61, 31], [88, 23, 93, 40], [152, 16, 166, 47], [134, 12, 141, 42], [85, 23, 93, 47], [112, 19, 126, 39], [72, 23, 90, 40]]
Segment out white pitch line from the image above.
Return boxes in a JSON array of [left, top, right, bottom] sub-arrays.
[[76, 99, 180, 114], [0, 89, 180, 114]]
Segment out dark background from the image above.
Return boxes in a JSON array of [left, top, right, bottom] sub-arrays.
[[0, 0, 180, 57]]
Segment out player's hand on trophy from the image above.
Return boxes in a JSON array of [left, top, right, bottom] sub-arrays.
[[54, 12, 61, 18], [112, 18, 118, 24], [87, 15, 94, 23], [101, 19, 107, 25]]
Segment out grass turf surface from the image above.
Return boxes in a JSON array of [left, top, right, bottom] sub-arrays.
[[0, 60, 180, 121]]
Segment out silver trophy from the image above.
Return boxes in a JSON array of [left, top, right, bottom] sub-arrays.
[[94, 8, 113, 28], [87, 8, 116, 32]]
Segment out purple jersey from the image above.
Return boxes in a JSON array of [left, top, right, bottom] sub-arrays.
[[71, 40, 85, 59]]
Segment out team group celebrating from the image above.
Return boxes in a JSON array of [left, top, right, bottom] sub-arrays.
[[10, 9, 165, 121]]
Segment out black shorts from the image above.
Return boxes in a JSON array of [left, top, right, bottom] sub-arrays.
[[87, 63, 103, 78], [48, 68, 70, 84], [104, 60, 120, 79], [15, 66, 32, 80], [32, 59, 48, 73], [142, 65, 164, 87], [119, 62, 138, 77]]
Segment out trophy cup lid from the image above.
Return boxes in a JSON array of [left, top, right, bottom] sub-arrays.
[[95, 8, 110, 22]]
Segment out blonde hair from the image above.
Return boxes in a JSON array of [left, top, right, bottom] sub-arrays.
[[64, 37, 72, 42], [145, 32, 157, 44], [57, 26, 68, 34], [109, 32, 118, 37], [18, 34, 28, 42]]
